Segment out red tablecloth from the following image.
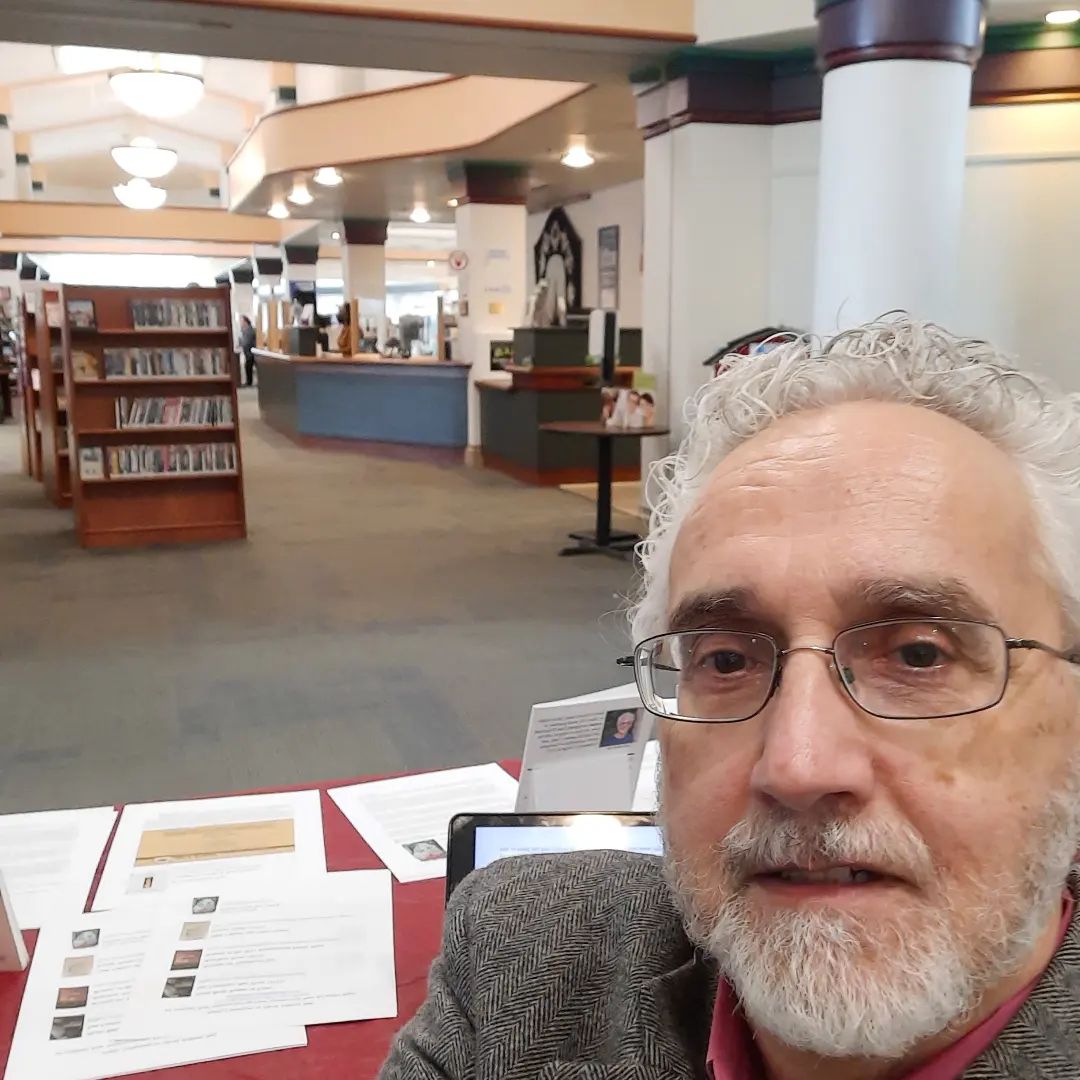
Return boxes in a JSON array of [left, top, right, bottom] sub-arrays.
[[0, 761, 521, 1079]]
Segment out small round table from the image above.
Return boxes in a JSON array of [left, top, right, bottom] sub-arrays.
[[539, 420, 670, 557]]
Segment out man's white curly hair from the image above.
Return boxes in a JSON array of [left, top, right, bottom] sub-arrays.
[[630, 315, 1080, 644]]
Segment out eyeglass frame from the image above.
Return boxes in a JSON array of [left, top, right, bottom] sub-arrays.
[[616, 618, 1080, 724]]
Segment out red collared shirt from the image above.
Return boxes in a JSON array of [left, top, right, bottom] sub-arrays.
[[707, 897, 1074, 1080]]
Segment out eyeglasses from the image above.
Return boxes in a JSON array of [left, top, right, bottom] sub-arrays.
[[617, 619, 1080, 723]]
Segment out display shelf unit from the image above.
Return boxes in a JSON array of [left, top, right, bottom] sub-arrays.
[[37, 285, 72, 508], [64, 285, 247, 549], [16, 290, 42, 481]]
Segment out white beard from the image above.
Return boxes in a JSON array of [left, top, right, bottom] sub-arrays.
[[663, 768, 1080, 1061]]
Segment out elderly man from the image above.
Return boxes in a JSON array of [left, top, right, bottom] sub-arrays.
[[380, 318, 1080, 1079]]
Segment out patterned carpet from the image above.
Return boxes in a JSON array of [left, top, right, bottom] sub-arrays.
[[0, 391, 643, 812]]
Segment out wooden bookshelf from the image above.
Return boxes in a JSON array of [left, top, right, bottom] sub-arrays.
[[37, 285, 72, 508], [16, 291, 42, 481], [63, 284, 247, 549]]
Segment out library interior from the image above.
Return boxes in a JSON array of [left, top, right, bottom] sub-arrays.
[[3, 0, 1080, 1076]]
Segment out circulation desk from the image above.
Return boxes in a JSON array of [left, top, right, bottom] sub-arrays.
[[255, 350, 470, 449]]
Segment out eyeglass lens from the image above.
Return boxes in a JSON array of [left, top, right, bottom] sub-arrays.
[[641, 621, 1009, 722]]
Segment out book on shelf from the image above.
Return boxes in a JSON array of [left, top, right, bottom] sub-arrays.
[[50, 347, 65, 372], [102, 347, 229, 378], [44, 301, 63, 328], [130, 298, 225, 330], [115, 395, 234, 428], [30, 369, 41, 391], [105, 442, 237, 478], [79, 447, 104, 480], [72, 350, 99, 381], [66, 300, 96, 329]]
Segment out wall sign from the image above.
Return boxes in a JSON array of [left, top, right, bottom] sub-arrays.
[[598, 225, 620, 311], [534, 207, 583, 316]]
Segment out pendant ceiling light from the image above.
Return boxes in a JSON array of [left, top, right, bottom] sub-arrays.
[[288, 179, 313, 206], [409, 203, 431, 224], [312, 166, 343, 187], [110, 137, 178, 180], [561, 134, 595, 169], [113, 176, 167, 210], [268, 201, 290, 220], [110, 64, 204, 120]]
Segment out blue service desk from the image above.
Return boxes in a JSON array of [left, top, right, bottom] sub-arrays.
[[254, 349, 470, 449]]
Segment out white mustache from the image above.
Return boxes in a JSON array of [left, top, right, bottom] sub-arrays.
[[719, 809, 936, 888]]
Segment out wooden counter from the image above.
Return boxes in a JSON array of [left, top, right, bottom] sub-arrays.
[[254, 350, 469, 449]]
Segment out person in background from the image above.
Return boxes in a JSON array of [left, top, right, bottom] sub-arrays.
[[337, 303, 351, 354], [380, 316, 1080, 1079], [239, 315, 256, 387]]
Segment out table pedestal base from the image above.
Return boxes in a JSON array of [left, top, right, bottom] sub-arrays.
[[559, 529, 640, 558]]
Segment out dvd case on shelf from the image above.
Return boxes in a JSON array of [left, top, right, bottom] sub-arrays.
[[102, 347, 229, 378], [114, 396, 233, 428], [130, 299, 225, 330], [104, 442, 237, 478]]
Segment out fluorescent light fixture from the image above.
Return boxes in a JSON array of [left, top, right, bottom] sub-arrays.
[[287, 179, 313, 206], [409, 204, 431, 224], [110, 137, 178, 179], [113, 176, 167, 210], [331, 230, 341, 240], [268, 202, 290, 220], [313, 166, 343, 187], [110, 68, 205, 119], [561, 135, 595, 169], [1046, 8, 1080, 22], [448, 198, 459, 208]]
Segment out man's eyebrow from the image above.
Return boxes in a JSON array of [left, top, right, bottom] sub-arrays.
[[853, 577, 997, 624], [667, 589, 763, 632]]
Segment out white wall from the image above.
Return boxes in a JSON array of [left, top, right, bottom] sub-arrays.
[[294, 67, 446, 105], [527, 179, 644, 326], [766, 101, 1080, 391]]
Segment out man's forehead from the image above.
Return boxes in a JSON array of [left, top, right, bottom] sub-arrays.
[[669, 402, 1042, 618]]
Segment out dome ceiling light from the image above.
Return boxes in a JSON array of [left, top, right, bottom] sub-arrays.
[[109, 66, 205, 119], [268, 201, 290, 220], [113, 176, 167, 210], [313, 167, 343, 187], [409, 203, 431, 224], [110, 137, 178, 180]]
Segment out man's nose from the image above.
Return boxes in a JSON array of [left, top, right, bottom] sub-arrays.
[[749, 649, 875, 813]]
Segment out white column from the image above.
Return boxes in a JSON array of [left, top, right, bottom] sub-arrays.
[[454, 202, 527, 448], [642, 122, 772, 453], [812, 61, 972, 334], [0, 127, 16, 200], [341, 244, 386, 341]]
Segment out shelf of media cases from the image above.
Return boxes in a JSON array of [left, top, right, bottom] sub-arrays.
[[63, 284, 247, 549], [254, 349, 470, 451]]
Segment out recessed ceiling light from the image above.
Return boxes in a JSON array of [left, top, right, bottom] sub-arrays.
[[561, 135, 594, 169], [313, 166, 343, 187], [331, 230, 341, 241], [287, 179, 313, 206], [410, 203, 431, 224], [1046, 9, 1080, 23], [268, 202, 289, 220]]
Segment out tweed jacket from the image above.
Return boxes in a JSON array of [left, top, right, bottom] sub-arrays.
[[378, 850, 1080, 1080]]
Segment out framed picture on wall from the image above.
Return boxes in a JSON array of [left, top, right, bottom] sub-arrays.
[[598, 225, 620, 311]]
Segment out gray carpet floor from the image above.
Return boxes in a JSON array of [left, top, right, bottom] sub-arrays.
[[0, 391, 643, 812]]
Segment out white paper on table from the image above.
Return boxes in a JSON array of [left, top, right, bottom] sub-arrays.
[[3, 909, 306, 1080], [119, 870, 396, 1037], [631, 740, 661, 812], [329, 763, 518, 883], [0, 807, 117, 930], [92, 791, 326, 912], [515, 684, 653, 813]]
